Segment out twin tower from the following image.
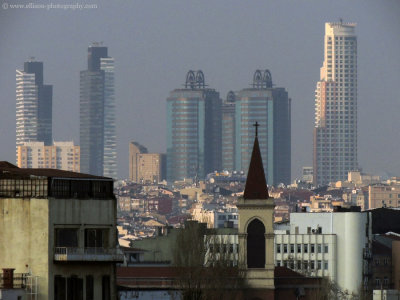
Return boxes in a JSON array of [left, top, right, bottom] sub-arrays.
[[166, 70, 291, 185]]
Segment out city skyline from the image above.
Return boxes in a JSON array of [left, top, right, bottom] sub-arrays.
[[0, 1, 399, 180]]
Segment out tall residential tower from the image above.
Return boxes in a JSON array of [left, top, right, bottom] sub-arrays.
[[313, 22, 358, 186], [16, 59, 52, 150], [166, 70, 222, 182], [80, 44, 117, 178]]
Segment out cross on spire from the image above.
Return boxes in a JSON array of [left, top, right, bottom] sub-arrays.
[[253, 121, 260, 137]]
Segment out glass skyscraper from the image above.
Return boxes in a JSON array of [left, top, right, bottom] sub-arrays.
[[80, 44, 116, 177], [221, 91, 236, 171], [166, 70, 221, 182], [313, 22, 358, 186], [234, 70, 291, 185], [16, 59, 52, 152]]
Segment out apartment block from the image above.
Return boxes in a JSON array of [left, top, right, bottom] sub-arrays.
[[369, 184, 400, 209], [0, 161, 122, 300], [17, 141, 80, 172]]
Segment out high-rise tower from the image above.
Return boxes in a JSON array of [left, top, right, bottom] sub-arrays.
[[235, 70, 291, 185], [166, 70, 222, 182], [221, 91, 236, 172], [80, 44, 116, 177], [313, 22, 358, 186], [16, 59, 52, 151]]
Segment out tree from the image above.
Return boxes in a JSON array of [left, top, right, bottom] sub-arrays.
[[173, 221, 247, 300]]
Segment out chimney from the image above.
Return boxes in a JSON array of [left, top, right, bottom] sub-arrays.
[[2, 268, 15, 289]]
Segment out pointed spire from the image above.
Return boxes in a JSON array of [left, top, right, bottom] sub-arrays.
[[243, 123, 269, 200]]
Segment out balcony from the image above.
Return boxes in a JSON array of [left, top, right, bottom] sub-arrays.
[[54, 247, 124, 262]]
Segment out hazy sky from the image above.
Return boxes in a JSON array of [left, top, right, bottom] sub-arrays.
[[0, 0, 399, 180]]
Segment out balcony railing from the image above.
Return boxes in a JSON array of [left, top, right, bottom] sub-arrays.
[[54, 247, 124, 262], [0, 273, 27, 289]]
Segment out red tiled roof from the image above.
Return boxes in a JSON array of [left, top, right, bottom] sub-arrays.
[[243, 137, 269, 200]]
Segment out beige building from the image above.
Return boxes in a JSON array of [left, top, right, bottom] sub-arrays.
[[17, 141, 80, 172], [0, 161, 122, 300], [369, 184, 400, 209], [128, 141, 165, 183]]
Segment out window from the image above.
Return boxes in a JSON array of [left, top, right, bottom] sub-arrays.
[[290, 244, 294, 253], [375, 277, 381, 287], [55, 228, 78, 247], [317, 260, 322, 270], [311, 261, 315, 270], [102, 275, 111, 300], [297, 261, 301, 270], [324, 262, 328, 270], [383, 277, 389, 286], [311, 244, 315, 253], [317, 244, 322, 253], [324, 245, 329, 253], [86, 275, 94, 300], [284, 244, 288, 253], [297, 244, 302, 253], [277, 261, 281, 267], [375, 259, 380, 266], [276, 244, 281, 253], [383, 258, 389, 265], [85, 228, 109, 248], [304, 244, 308, 253], [303, 261, 308, 270]]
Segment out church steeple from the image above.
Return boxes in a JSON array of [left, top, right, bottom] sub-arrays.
[[243, 122, 269, 200]]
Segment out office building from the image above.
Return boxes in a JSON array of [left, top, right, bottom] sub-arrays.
[[0, 161, 123, 300], [235, 70, 291, 185], [16, 59, 52, 151], [274, 210, 368, 294], [313, 21, 358, 186], [166, 70, 221, 182], [101, 57, 117, 179], [80, 44, 116, 177], [17, 141, 80, 172], [221, 91, 236, 171]]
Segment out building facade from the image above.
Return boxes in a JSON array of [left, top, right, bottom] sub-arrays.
[[16, 59, 52, 153], [235, 70, 291, 185], [80, 44, 116, 178], [16, 141, 80, 172], [166, 70, 221, 182], [368, 184, 400, 209], [101, 57, 117, 179], [0, 162, 122, 300], [274, 211, 369, 294], [313, 22, 358, 186], [221, 91, 236, 171], [129, 141, 148, 182]]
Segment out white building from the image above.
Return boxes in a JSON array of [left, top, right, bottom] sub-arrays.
[[314, 21, 358, 185], [101, 57, 117, 179], [274, 211, 369, 294], [16, 70, 38, 149], [17, 141, 80, 172]]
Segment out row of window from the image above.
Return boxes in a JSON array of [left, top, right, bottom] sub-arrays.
[[276, 243, 329, 254], [276, 260, 328, 271]]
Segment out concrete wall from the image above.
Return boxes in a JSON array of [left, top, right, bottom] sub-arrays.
[[0, 197, 49, 300]]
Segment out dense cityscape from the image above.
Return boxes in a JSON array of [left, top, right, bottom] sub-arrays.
[[0, 2, 400, 300]]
